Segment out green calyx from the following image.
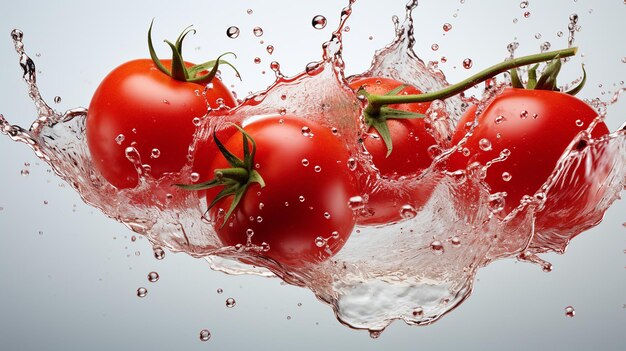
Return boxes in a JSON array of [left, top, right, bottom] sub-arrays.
[[509, 56, 586, 95], [148, 20, 241, 85], [358, 84, 425, 157], [177, 125, 265, 228]]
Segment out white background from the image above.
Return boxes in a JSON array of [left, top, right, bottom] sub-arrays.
[[1, 1, 624, 350]]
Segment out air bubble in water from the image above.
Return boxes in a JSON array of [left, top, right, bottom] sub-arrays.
[[148, 271, 159, 282], [565, 306, 575, 317], [137, 287, 147, 297], [199, 329, 211, 341], [451, 236, 461, 247], [430, 241, 444, 255], [226, 298, 236, 308], [226, 26, 240, 39], [312, 15, 327, 29], [253, 27, 264, 37]]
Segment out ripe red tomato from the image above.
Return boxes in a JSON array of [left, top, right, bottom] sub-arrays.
[[448, 88, 609, 218], [204, 116, 358, 267], [348, 77, 439, 226], [87, 59, 235, 189]]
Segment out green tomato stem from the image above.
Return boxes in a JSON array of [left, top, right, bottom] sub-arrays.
[[364, 47, 578, 115]]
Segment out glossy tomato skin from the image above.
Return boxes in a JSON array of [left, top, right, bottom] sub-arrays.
[[87, 59, 235, 189], [349, 77, 439, 226], [448, 88, 609, 216], [205, 116, 358, 267]]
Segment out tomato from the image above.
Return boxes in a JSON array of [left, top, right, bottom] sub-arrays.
[[87, 59, 235, 189], [203, 116, 358, 267], [348, 77, 439, 226], [447, 88, 609, 218]]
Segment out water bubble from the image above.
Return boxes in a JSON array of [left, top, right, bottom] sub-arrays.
[[565, 306, 575, 317], [534, 33, 542, 39], [305, 61, 322, 74], [495, 115, 506, 124], [11, 29, 23, 41], [20, 169, 29, 176], [226, 26, 240, 39], [286, 315, 292, 320], [314, 165, 322, 173], [412, 307, 424, 317], [301, 159, 309, 167], [323, 212, 331, 219], [192, 117, 201, 126], [520, 1, 529, 9], [462, 58, 473, 69], [312, 15, 327, 29], [347, 158, 357, 171], [557, 31, 564, 37], [137, 287, 148, 298], [199, 329, 211, 342], [523, 11, 531, 18], [502, 172, 512, 182], [540, 42, 551, 52], [520, 110, 529, 119], [443, 23, 452, 31], [254, 57, 261, 64], [246, 8, 253, 15], [253, 27, 264, 37], [226, 298, 236, 308], [190, 172, 200, 182], [148, 271, 159, 282], [315, 237, 327, 247], [575, 119, 584, 127], [115, 134, 125, 145], [430, 241, 444, 255], [400, 204, 417, 219], [299, 196, 305, 202], [150, 148, 160, 159], [266, 45, 274, 54], [451, 236, 461, 247], [478, 138, 492, 151], [431, 43, 439, 51], [53, 96, 61, 104], [153, 247, 165, 260], [301, 126, 313, 137]]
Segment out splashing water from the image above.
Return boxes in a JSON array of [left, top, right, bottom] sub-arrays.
[[1, 1, 625, 335]]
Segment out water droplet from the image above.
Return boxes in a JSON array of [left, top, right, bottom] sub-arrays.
[[314, 165, 322, 173], [451, 236, 461, 247], [305, 61, 322, 74], [312, 15, 327, 29], [400, 204, 417, 219], [246, 8, 253, 15], [565, 306, 575, 317], [534, 33, 542, 39], [347, 158, 357, 171], [524, 11, 531, 18], [431, 43, 439, 51], [266, 45, 274, 54], [412, 307, 424, 317], [301, 159, 309, 167], [502, 172, 512, 182], [299, 196, 305, 202], [557, 31, 564, 37], [226, 298, 236, 308], [53, 96, 61, 104], [540, 42, 551, 52], [253, 27, 264, 37], [153, 247, 165, 260], [148, 271, 159, 282], [369, 330, 382, 339], [323, 212, 331, 219], [478, 138, 492, 151], [38, 230, 43, 235], [217, 288, 223, 294], [286, 315, 292, 320], [115, 134, 125, 145], [226, 26, 240, 39], [190, 172, 200, 182], [20, 169, 29, 176], [315, 236, 326, 247], [462, 58, 473, 69], [495, 115, 506, 124], [137, 287, 148, 297], [199, 329, 211, 341], [11, 29, 23, 41], [488, 193, 506, 214], [253, 57, 261, 64], [520, 110, 529, 119], [348, 196, 365, 210], [443, 23, 452, 31], [575, 119, 584, 127], [301, 126, 313, 137], [520, 1, 529, 9], [430, 241, 444, 255], [192, 117, 201, 126], [150, 148, 160, 159]]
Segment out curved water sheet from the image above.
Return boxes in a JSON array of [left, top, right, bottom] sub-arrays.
[[2, 2, 625, 336]]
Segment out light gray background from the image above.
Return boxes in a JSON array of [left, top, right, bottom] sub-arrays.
[[1, 1, 624, 350]]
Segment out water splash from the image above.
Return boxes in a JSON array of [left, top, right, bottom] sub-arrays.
[[1, 0, 625, 336]]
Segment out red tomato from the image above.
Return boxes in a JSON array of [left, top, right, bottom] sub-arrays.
[[448, 88, 609, 218], [205, 116, 358, 267], [348, 77, 439, 226], [87, 59, 235, 189]]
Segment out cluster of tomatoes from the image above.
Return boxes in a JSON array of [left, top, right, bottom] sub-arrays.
[[86, 25, 610, 267]]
